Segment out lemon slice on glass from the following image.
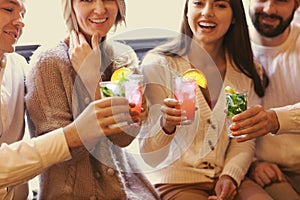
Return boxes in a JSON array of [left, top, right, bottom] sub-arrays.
[[111, 67, 132, 82], [224, 86, 236, 94], [182, 69, 207, 88]]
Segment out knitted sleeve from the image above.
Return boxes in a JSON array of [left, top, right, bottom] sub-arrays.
[[139, 53, 178, 167], [221, 138, 255, 186], [25, 44, 75, 137]]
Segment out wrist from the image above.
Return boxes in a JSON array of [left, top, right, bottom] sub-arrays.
[[63, 123, 82, 149], [160, 116, 176, 135], [220, 175, 237, 187], [268, 110, 280, 135]]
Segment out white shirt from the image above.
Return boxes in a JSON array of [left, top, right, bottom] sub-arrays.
[[251, 23, 300, 172], [293, 8, 300, 25], [0, 53, 29, 142]]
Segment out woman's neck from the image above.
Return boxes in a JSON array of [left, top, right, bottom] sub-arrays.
[[189, 41, 226, 79]]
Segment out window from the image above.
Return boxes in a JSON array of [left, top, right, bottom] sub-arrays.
[[19, 0, 185, 45]]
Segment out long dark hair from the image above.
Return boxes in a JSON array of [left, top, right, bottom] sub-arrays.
[[152, 0, 267, 97]]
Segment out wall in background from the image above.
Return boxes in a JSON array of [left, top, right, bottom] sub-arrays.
[[18, 0, 185, 45]]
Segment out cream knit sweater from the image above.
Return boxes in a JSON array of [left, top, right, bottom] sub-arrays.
[[140, 53, 262, 186]]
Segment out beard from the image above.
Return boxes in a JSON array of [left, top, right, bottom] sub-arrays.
[[250, 10, 296, 38]]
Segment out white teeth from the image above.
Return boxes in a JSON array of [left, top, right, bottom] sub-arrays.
[[4, 31, 17, 38], [10, 32, 17, 38], [199, 22, 216, 28], [90, 18, 107, 23]]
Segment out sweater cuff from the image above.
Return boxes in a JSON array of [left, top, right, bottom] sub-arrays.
[[221, 164, 245, 186], [152, 118, 175, 146], [272, 106, 295, 134], [35, 128, 71, 168]]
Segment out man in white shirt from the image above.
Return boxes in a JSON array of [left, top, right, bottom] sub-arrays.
[[0, 0, 134, 199], [229, 0, 300, 199]]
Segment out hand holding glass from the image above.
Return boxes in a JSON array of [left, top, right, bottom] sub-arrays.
[[99, 74, 144, 126]]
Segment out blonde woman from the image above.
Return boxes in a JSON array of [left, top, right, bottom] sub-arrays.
[[25, 0, 159, 199]]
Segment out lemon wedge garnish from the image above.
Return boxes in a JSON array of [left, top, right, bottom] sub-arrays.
[[182, 69, 207, 88], [224, 86, 236, 94], [111, 67, 132, 82]]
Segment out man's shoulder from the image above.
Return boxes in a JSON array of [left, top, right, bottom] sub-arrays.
[[7, 52, 27, 63]]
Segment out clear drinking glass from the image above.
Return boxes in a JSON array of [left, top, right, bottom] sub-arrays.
[[124, 74, 144, 116], [226, 91, 247, 138], [173, 76, 196, 123], [99, 81, 126, 128], [99, 81, 125, 98]]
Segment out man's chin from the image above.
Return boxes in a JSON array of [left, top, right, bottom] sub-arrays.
[[5, 44, 16, 53]]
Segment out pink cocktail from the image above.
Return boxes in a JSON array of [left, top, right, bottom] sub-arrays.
[[174, 77, 196, 122], [124, 74, 144, 119]]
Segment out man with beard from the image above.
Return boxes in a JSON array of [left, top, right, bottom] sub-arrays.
[[228, 0, 300, 199]]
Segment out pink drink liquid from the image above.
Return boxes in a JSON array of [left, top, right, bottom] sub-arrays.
[[129, 86, 142, 114], [174, 78, 196, 122], [124, 75, 144, 121]]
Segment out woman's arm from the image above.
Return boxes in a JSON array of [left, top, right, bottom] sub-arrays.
[[138, 53, 178, 166]]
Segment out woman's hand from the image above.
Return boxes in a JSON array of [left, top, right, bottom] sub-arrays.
[[214, 175, 237, 200], [69, 30, 101, 72], [160, 98, 191, 134], [229, 105, 279, 142], [69, 30, 102, 99]]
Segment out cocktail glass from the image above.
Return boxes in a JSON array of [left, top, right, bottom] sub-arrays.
[[173, 76, 196, 123], [124, 74, 144, 118], [99, 81, 125, 98], [226, 91, 247, 138], [99, 81, 127, 128]]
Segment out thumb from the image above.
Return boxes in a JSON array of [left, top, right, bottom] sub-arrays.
[[271, 164, 283, 182], [92, 33, 101, 50], [94, 80, 101, 100]]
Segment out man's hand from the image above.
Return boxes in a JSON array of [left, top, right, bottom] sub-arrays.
[[249, 161, 283, 187], [229, 105, 279, 142], [64, 97, 138, 149]]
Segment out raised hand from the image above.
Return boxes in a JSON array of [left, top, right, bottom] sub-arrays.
[[69, 30, 102, 99], [65, 96, 138, 149], [160, 98, 191, 134]]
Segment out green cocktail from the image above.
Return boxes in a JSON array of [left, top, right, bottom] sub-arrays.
[[225, 86, 247, 138]]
